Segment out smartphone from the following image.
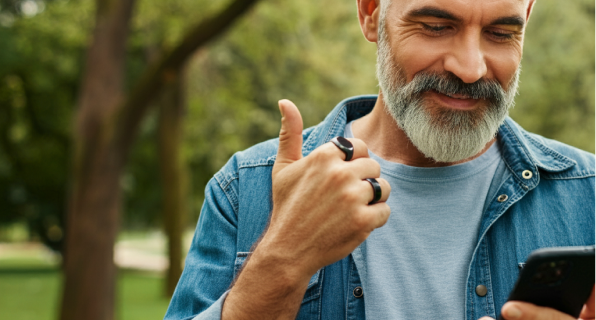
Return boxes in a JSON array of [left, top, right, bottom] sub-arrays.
[[498, 246, 595, 320]]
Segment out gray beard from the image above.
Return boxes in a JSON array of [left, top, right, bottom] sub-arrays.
[[375, 10, 519, 163]]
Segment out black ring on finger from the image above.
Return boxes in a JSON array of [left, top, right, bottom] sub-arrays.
[[330, 136, 354, 161], [365, 178, 382, 205]]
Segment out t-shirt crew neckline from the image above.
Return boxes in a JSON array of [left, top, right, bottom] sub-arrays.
[[344, 121, 501, 182]]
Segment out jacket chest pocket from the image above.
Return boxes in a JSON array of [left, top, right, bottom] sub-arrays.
[[234, 252, 324, 305]]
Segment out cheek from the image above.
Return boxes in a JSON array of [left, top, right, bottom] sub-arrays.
[[392, 39, 446, 82], [486, 48, 522, 90], [394, 40, 523, 89]]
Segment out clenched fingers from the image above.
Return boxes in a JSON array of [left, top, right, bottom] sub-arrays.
[[360, 177, 391, 204], [478, 286, 595, 320], [361, 202, 391, 230], [346, 158, 381, 180], [500, 301, 576, 320], [325, 137, 370, 161]]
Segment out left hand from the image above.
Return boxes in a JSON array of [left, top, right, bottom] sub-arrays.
[[478, 286, 595, 320]]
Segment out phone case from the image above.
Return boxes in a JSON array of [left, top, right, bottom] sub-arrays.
[[499, 246, 595, 319]]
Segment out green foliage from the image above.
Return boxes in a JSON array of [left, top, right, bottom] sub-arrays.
[[0, 0, 52, 18], [182, 0, 378, 218], [0, 0, 593, 235], [125, 0, 379, 225], [0, 0, 93, 250], [512, 0, 595, 152]]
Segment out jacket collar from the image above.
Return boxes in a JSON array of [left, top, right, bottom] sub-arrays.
[[302, 95, 377, 156], [303, 95, 577, 189], [498, 118, 576, 189]]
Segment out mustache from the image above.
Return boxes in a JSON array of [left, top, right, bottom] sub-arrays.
[[407, 71, 506, 103]]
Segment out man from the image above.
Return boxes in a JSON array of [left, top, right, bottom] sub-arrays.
[[165, 0, 595, 319]]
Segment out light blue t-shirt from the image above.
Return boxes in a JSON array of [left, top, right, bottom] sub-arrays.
[[345, 121, 503, 319]]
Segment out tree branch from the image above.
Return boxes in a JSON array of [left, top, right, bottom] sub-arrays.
[[114, 0, 261, 157]]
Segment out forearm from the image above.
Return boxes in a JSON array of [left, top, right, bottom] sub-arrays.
[[221, 243, 312, 320]]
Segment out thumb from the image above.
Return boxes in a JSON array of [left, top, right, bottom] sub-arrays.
[[273, 99, 303, 176], [579, 285, 595, 319]]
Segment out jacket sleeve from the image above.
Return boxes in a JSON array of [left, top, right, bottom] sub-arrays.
[[164, 171, 239, 320]]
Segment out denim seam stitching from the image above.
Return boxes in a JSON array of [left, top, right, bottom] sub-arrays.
[[504, 122, 536, 166], [543, 173, 595, 180], [465, 249, 476, 320], [346, 258, 355, 320], [317, 268, 323, 320], [468, 272, 474, 320], [301, 270, 323, 304], [523, 132, 577, 170], [303, 123, 323, 153], [238, 162, 274, 169], [215, 172, 239, 215], [323, 106, 347, 144], [484, 239, 495, 317]]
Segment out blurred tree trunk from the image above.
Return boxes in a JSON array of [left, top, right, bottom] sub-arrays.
[[60, 0, 261, 319], [158, 67, 188, 297], [60, 1, 135, 320]]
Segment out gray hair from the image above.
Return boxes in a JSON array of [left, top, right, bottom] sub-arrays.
[[374, 2, 520, 163]]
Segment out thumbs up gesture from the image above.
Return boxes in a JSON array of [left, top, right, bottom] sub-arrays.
[[258, 99, 391, 278], [222, 100, 391, 319]]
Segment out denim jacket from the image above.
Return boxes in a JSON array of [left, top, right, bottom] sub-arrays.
[[164, 95, 595, 320]]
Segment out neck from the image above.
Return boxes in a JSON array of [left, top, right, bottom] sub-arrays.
[[351, 92, 495, 167]]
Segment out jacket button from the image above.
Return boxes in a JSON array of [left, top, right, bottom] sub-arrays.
[[353, 286, 363, 298], [476, 285, 488, 297], [522, 170, 533, 179], [497, 194, 508, 202]]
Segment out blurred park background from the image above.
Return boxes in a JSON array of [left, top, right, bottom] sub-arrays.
[[0, 0, 593, 319]]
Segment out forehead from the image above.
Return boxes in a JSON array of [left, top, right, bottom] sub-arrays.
[[391, 0, 529, 22]]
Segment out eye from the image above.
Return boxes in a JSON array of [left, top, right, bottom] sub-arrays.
[[486, 29, 516, 42], [421, 23, 450, 35]]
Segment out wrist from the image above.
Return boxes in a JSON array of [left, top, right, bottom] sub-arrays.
[[223, 236, 314, 320], [249, 236, 314, 289]]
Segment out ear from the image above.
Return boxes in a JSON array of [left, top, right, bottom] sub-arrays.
[[357, 0, 381, 43], [525, 0, 536, 23]]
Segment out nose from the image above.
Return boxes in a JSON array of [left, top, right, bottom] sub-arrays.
[[443, 31, 487, 83]]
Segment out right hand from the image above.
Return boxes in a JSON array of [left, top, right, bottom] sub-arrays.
[[478, 286, 596, 320], [257, 99, 391, 279]]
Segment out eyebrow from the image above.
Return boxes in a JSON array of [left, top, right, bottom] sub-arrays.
[[490, 16, 525, 27], [406, 6, 525, 27], [407, 6, 462, 22]]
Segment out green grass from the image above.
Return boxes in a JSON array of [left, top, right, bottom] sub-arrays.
[[118, 270, 172, 320], [0, 265, 171, 320], [0, 267, 61, 320]]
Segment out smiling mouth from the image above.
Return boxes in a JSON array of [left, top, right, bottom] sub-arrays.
[[425, 90, 485, 110], [437, 91, 474, 100]]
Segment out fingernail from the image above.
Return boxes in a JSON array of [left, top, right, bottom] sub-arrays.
[[504, 304, 522, 319]]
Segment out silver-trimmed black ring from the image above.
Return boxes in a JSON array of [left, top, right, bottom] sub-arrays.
[[365, 178, 382, 205], [330, 136, 354, 161]]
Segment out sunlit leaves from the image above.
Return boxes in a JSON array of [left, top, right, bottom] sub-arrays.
[[513, 0, 595, 152]]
